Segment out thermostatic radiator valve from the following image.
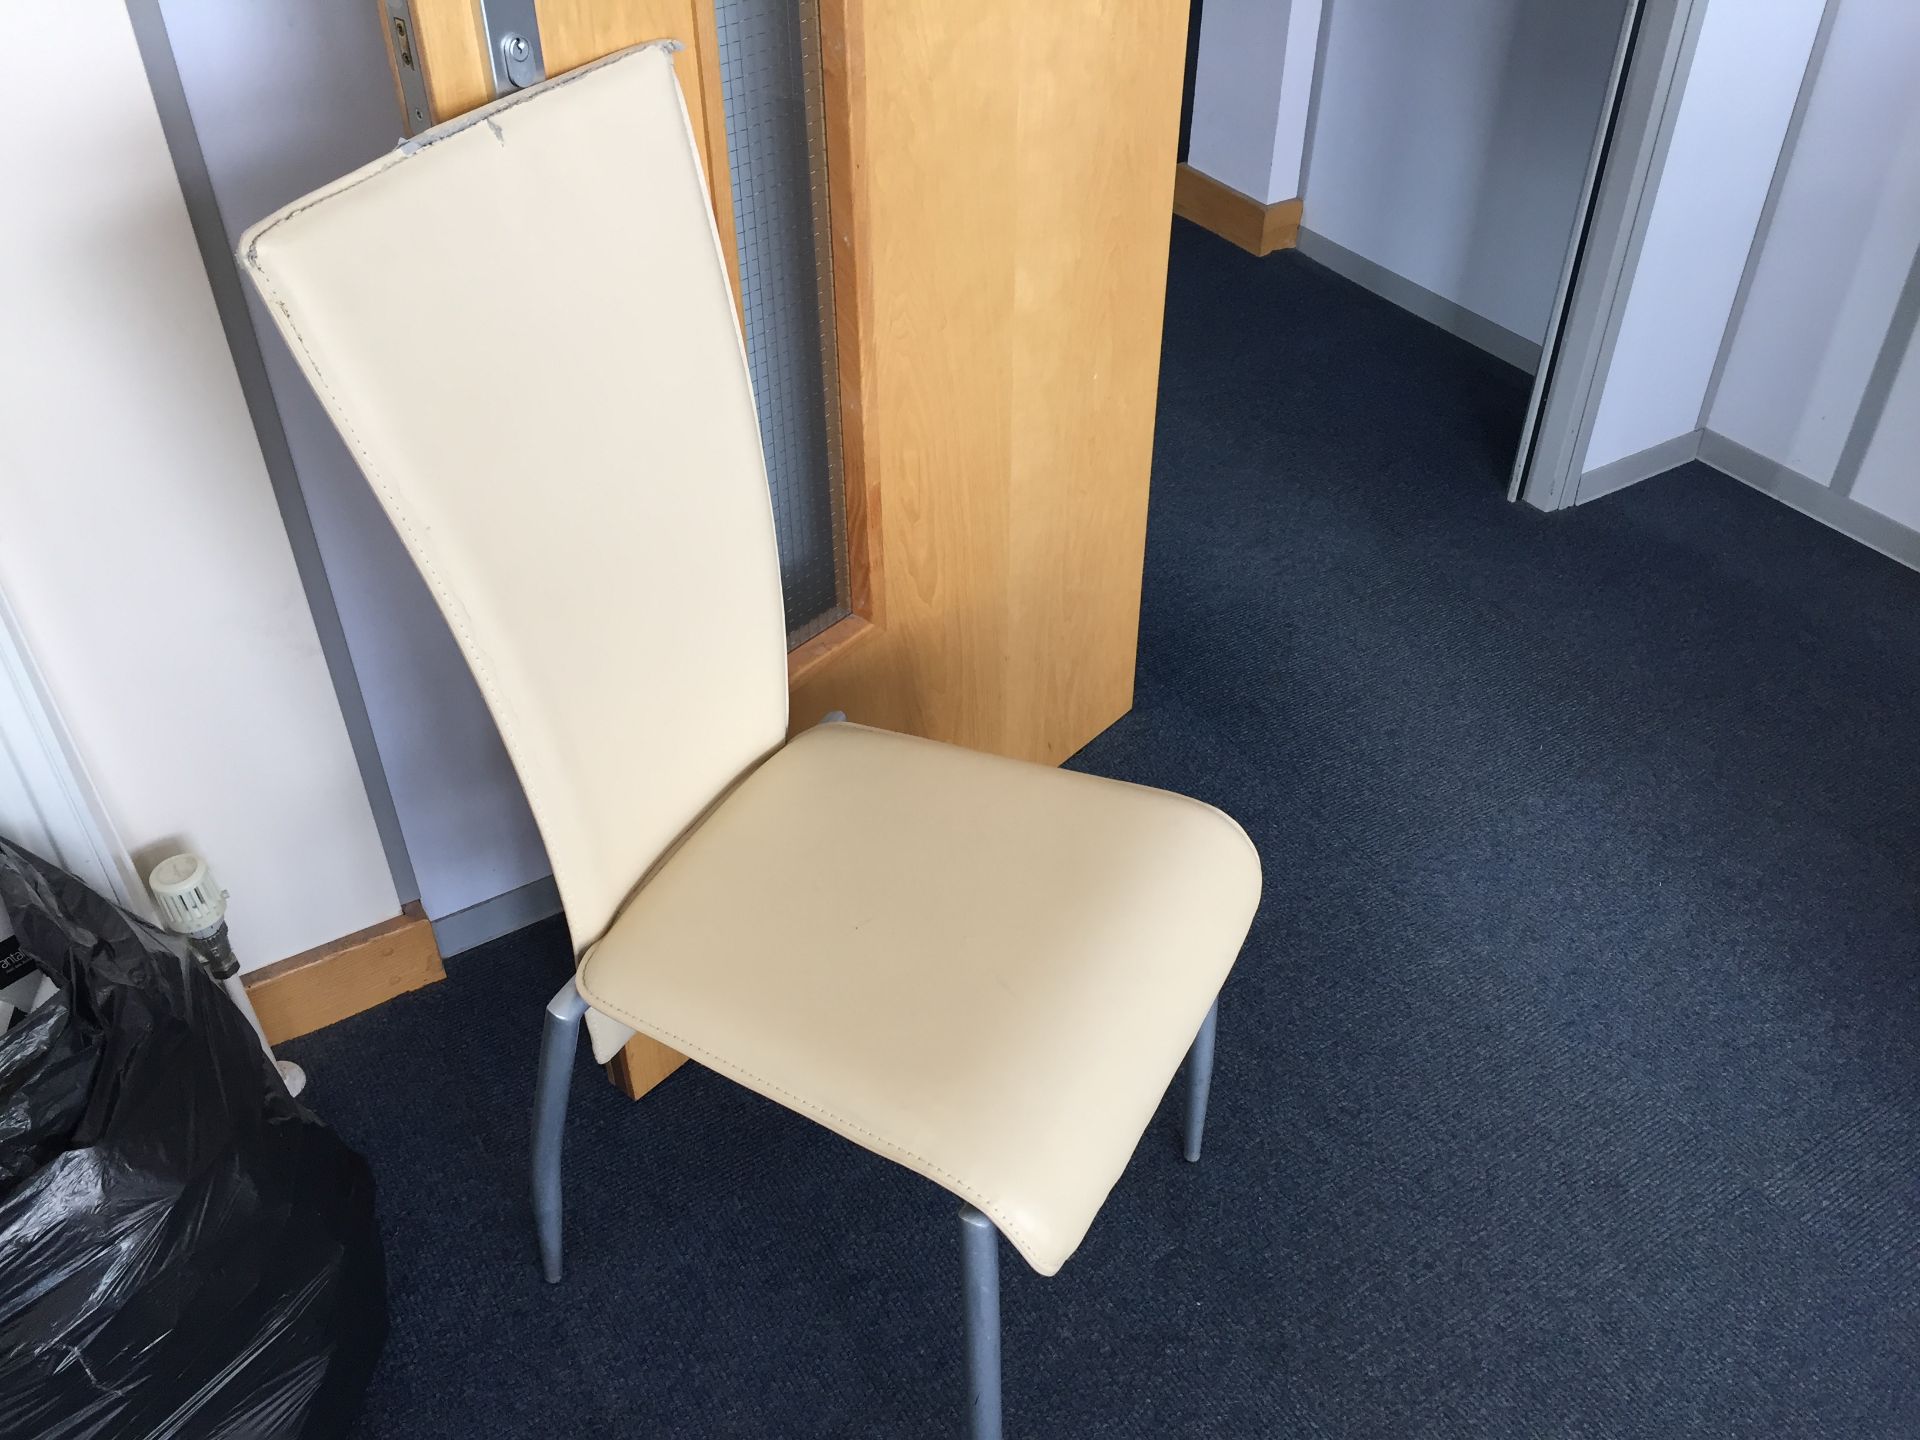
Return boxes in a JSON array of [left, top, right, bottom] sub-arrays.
[[149, 853, 307, 1097]]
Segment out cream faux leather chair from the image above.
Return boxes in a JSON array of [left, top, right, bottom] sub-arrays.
[[241, 45, 1259, 1439]]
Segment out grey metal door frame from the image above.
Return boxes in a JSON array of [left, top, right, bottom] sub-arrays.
[[1511, 0, 1707, 511]]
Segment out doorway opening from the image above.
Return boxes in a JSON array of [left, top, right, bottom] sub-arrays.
[[1178, 0, 1645, 507]]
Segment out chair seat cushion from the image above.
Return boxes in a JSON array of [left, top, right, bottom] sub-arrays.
[[575, 722, 1261, 1274]]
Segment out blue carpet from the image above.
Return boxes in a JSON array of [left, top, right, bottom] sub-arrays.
[[288, 222, 1920, 1437]]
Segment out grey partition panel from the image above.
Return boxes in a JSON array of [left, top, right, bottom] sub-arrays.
[[715, 0, 849, 644]]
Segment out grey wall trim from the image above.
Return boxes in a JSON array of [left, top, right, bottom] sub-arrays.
[[1704, 0, 1835, 433], [1831, 239, 1920, 498], [124, 0, 420, 906], [1697, 0, 1838, 432], [1574, 427, 1701, 504], [1515, 0, 1704, 512], [1296, 0, 1336, 202], [1295, 226, 1542, 372], [1699, 429, 1920, 574], [432, 873, 562, 957]]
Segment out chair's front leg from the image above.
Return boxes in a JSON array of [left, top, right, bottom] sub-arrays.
[[958, 1206, 1004, 1440], [1184, 997, 1220, 1163], [533, 978, 590, 1283]]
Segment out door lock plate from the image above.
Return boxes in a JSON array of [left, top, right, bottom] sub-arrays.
[[478, 0, 547, 96]]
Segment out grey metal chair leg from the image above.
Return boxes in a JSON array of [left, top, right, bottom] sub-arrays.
[[1184, 997, 1219, 1163], [533, 978, 590, 1283], [958, 1206, 1003, 1440]]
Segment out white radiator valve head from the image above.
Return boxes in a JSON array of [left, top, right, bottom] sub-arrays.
[[148, 853, 228, 939]]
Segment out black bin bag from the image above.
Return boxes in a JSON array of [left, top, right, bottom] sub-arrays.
[[0, 838, 386, 1437]]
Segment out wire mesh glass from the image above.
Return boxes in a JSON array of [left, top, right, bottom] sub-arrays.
[[714, 0, 850, 646]]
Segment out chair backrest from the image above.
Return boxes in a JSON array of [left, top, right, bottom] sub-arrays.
[[242, 46, 790, 953]]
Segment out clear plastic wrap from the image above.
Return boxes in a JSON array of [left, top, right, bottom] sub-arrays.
[[0, 838, 386, 1438]]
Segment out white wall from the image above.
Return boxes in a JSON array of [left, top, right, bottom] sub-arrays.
[[153, 0, 553, 928], [1303, 0, 1630, 345], [0, 582, 147, 920], [1187, 0, 1322, 204], [1582, 0, 1826, 474], [0, 4, 398, 969], [1707, 0, 1920, 497]]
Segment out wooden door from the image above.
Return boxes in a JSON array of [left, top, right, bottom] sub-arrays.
[[787, 2, 1191, 766], [380, 0, 1192, 1093]]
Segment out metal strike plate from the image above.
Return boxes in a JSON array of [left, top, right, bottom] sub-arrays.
[[479, 0, 547, 96], [382, 0, 433, 134]]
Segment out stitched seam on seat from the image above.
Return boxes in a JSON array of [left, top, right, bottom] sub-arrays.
[[577, 983, 1041, 1257]]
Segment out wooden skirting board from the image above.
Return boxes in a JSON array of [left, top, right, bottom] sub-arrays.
[[245, 902, 444, 1045], [1173, 164, 1301, 258]]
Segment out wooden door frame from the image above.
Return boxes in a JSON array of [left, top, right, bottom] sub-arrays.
[[776, 0, 884, 693]]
